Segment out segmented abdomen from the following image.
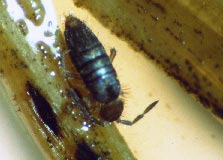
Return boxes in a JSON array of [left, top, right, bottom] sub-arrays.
[[64, 15, 120, 103]]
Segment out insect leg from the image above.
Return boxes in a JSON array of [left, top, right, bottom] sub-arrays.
[[109, 48, 117, 63], [116, 100, 159, 126], [69, 89, 104, 125], [58, 50, 75, 78], [60, 50, 81, 79]]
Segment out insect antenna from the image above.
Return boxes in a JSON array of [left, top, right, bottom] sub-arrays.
[[116, 100, 159, 125]]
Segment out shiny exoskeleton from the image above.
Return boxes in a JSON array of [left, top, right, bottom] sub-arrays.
[[64, 16, 158, 125], [64, 15, 120, 104]]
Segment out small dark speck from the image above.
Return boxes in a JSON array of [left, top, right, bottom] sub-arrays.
[[166, 103, 172, 110], [16, 107, 21, 112], [173, 19, 182, 27], [11, 49, 17, 57], [0, 68, 4, 76], [47, 137, 52, 143], [194, 28, 203, 35], [214, 63, 220, 69], [151, 1, 166, 13]]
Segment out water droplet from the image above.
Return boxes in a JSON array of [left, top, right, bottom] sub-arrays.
[[1, 1, 7, 7], [148, 38, 153, 42], [16, 19, 29, 35], [17, 0, 45, 26], [81, 122, 90, 131], [91, 144, 95, 148], [55, 46, 61, 53], [181, 40, 186, 45], [50, 71, 56, 77], [36, 41, 52, 56]]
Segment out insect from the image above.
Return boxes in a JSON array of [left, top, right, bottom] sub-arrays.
[[64, 15, 158, 125], [64, 15, 120, 104]]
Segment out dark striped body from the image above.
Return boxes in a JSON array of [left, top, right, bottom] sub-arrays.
[[64, 16, 120, 103]]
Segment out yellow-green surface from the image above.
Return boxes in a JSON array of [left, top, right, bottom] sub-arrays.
[[0, 0, 222, 160]]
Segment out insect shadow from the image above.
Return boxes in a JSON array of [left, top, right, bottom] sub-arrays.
[[64, 15, 158, 125]]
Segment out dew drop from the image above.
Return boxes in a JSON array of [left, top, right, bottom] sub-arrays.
[[36, 41, 53, 56], [181, 40, 186, 45], [16, 19, 29, 35], [50, 71, 56, 77], [17, 0, 45, 26], [0, 0, 7, 7]]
